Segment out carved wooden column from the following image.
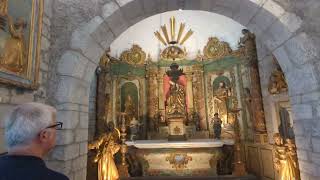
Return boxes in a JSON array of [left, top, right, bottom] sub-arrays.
[[239, 29, 267, 143], [147, 66, 159, 132], [95, 53, 111, 136], [192, 64, 207, 130], [185, 70, 194, 113], [158, 68, 165, 114]]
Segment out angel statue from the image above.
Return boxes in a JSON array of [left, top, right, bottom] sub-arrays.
[[89, 121, 121, 180]]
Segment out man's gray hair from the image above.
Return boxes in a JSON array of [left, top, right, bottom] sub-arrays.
[[5, 102, 57, 148]]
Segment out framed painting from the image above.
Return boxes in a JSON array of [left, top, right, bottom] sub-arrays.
[[0, 0, 43, 89]]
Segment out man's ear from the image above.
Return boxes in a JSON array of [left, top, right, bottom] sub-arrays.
[[39, 129, 50, 142]]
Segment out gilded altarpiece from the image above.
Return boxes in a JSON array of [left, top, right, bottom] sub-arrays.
[[0, 0, 43, 89]]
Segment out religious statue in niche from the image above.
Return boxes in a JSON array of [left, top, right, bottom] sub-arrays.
[[0, 0, 42, 88], [88, 121, 121, 180], [129, 117, 142, 141], [278, 107, 295, 140], [164, 63, 187, 118], [213, 80, 231, 125], [124, 95, 136, 123], [239, 29, 257, 63], [268, 58, 288, 94], [273, 133, 300, 180], [212, 113, 222, 139]]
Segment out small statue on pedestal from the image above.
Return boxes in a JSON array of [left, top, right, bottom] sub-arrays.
[[212, 113, 222, 139], [129, 117, 141, 141]]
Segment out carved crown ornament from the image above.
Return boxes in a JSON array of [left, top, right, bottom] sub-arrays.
[[203, 37, 232, 60], [119, 44, 146, 65], [154, 16, 193, 61]]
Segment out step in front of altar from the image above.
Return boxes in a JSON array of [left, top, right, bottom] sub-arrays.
[[126, 139, 234, 176]]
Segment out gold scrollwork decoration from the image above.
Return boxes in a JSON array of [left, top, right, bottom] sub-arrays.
[[166, 153, 192, 170], [120, 44, 146, 65], [203, 37, 232, 60], [160, 45, 186, 61]]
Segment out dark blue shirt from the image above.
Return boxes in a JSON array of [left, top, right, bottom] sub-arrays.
[[0, 155, 69, 180]]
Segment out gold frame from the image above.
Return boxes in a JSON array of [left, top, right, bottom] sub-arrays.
[[0, 0, 43, 89]]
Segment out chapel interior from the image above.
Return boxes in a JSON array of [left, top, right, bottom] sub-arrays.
[[0, 1, 320, 180]]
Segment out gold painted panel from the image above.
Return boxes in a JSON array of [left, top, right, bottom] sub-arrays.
[[0, 0, 43, 89]]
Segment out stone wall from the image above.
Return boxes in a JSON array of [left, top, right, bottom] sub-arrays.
[[0, 0, 319, 180]]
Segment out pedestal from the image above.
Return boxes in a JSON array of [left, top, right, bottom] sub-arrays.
[[254, 133, 268, 144], [167, 117, 186, 141]]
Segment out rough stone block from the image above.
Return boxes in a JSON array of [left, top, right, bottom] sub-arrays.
[[56, 130, 74, 145], [91, 22, 115, 50], [279, 12, 302, 33], [292, 104, 313, 120], [75, 129, 89, 142], [284, 33, 318, 66], [311, 152, 320, 166], [210, 4, 234, 18], [72, 155, 87, 171], [46, 160, 72, 175], [10, 91, 34, 104], [82, 61, 97, 83], [184, 0, 201, 10], [58, 51, 88, 80], [42, 15, 51, 26], [157, 0, 168, 13], [295, 135, 312, 151], [262, 18, 292, 51], [55, 76, 90, 105], [141, 0, 158, 16], [73, 168, 87, 180], [102, 1, 119, 19], [79, 112, 89, 129], [51, 144, 80, 161], [79, 142, 88, 155], [312, 137, 320, 153], [299, 160, 318, 176], [293, 121, 305, 136], [57, 110, 79, 130], [105, 10, 129, 37], [167, 0, 183, 11], [285, 64, 318, 96], [233, 0, 262, 26], [120, 0, 144, 23], [272, 46, 293, 74], [249, 0, 285, 33], [297, 149, 309, 161], [116, 0, 133, 7]]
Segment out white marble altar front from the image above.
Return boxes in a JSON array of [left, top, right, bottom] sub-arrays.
[[126, 139, 234, 149], [126, 139, 235, 176]]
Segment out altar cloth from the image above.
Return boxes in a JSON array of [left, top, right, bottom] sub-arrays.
[[126, 139, 234, 149]]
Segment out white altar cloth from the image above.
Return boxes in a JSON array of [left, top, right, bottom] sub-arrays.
[[126, 139, 234, 149]]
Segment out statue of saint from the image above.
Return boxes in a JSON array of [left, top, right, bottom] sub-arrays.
[[213, 81, 230, 125], [89, 122, 121, 180], [273, 133, 300, 180], [268, 65, 288, 94], [124, 95, 136, 124], [164, 63, 187, 118], [129, 117, 141, 141], [0, 16, 27, 74], [212, 113, 222, 139]]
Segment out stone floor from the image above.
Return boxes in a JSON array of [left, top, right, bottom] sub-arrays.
[[121, 175, 257, 180]]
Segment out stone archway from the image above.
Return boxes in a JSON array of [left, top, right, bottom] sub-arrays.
[[50, 0, 320, 179]]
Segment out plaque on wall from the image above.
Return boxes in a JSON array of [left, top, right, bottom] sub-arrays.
[[0, 0, 43, 89]]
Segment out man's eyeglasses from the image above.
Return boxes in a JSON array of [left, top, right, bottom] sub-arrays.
[[45, 122, 63, 130]]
